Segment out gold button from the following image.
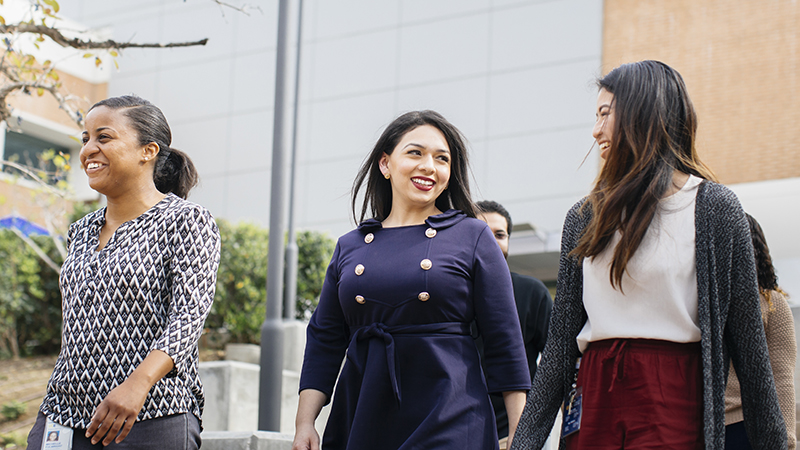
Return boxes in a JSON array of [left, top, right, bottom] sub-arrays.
[[356, 295, 365, 304], [364, 233, 374, 244], [425, 228, 437, 238], [355, 264, 365, 276], [418, 292, 430, 302], [420, 259, 432, 270]]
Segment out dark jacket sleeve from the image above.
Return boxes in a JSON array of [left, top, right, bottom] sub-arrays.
[[473, 226, 532, 393], [510, 200, 589, 450], [717, 190, 787, 449], [511, 273, 552, 380]]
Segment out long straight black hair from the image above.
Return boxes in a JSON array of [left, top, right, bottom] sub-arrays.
[[351, 110, 476, 224], [573, 61, 716, 289]]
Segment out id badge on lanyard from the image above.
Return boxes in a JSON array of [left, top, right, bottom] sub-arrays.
[[561, 358, 582, 438], [42, 417, 73, 450]]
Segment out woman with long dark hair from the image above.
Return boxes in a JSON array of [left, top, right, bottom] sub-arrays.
[[292, 111, 530, 450], [724, 214, 796, 449], [510, 61, 786, 449], [27, 95, 220, 449]]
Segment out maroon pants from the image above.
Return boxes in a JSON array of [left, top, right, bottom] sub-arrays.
[[565, 339, 704, 450]]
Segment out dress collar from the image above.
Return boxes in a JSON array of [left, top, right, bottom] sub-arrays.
[[85, 193, 176, 229], [357, 209, 467, 232]]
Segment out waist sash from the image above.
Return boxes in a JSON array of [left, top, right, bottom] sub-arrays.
[[345, 322, 471, 405]]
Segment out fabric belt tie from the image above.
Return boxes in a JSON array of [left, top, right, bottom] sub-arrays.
[[602, 339, 628, 393], [346, 322, 471, 405]]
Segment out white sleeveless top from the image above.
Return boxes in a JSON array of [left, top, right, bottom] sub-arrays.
[[576, 175, 703, 353]]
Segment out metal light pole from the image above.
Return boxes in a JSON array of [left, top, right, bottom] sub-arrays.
[[284, 0, 304, 321], [259, 0, 292, 431]]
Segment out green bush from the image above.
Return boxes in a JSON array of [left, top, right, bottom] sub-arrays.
[[0, 230, 57, 358], [295, 230, 336, 319], [0, 401, 26, 421], [0, 207, 334, 355], [208, 220, 269, 344], [0, 201, 98, 359], [0, 430, 28, 448], [206, 220, 335, 344]]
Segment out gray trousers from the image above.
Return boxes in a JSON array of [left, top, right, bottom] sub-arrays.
[[27, 412, 201, 449]]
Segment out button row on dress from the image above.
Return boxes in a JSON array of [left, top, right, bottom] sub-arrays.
[[356, 291, 431, 304], [421, 228, 435, 302], [355, 229, 434, 304], [366, 228, 435, 243]]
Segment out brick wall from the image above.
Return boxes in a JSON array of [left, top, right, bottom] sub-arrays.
[[603, 0, 800, 184], [1, 67, 105, 231], [7, 69, 108, 131], [0, 179, 73, 232]]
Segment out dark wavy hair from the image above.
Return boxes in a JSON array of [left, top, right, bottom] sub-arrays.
[[746, 213, 784, 299], [351, 110, 476, 224], [88, 95, 198, 199], [572, 60, 717, 290]]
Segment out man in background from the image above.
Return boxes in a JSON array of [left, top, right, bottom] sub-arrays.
[[476, 200, 553, 449]]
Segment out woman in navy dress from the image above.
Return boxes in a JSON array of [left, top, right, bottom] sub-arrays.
[[292, 111, 531, 450]]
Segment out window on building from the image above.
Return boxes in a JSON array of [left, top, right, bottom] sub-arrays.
[[2, 129, 70, 185]]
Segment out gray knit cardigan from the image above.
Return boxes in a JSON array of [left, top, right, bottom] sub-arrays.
[[509, 181, 787, 450]]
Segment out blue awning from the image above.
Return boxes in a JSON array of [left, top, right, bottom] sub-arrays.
[[0, 216, 50, 237]]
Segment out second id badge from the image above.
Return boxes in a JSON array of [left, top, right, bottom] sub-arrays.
[[42, 417, 73, 450], [561, 386, 582, 438]]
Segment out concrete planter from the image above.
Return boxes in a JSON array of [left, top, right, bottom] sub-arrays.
[[201, 430, 293, 450], [225, 343, 261, 365]]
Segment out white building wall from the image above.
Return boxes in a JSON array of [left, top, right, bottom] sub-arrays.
[[53, 0, 800, 293], [729, 177, 800, 302], [59, 0, 604, 242]]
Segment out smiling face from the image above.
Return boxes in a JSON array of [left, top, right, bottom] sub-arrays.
[[593, 88, 616, 160], [379, 124, 451, 215], [80, 106, 158, 198]]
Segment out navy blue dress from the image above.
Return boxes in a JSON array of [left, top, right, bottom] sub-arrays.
[[299, 210, 531, 449]]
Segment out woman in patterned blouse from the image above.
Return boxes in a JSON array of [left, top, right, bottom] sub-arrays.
[[27, 95, 221, 449]]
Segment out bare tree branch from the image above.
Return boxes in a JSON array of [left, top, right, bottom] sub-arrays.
[[1, 158, 72, 266], [0, 24, 208, 50], [0, 159, 70, 197], [0, 3, 218, 129], [211, 0, 263, 17], [1, 60, 22, 83], [0, 78, 84, 125]]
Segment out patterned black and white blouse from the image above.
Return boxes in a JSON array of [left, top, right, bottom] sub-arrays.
[[40, 193, 221, 429]]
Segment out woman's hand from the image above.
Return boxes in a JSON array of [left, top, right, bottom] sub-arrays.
[[85, 350, 174, 445], [292, 422, 321, 450], [292, 389, 327, 450], [85, 375, 151, 445], [503, 390, 527, 448]]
